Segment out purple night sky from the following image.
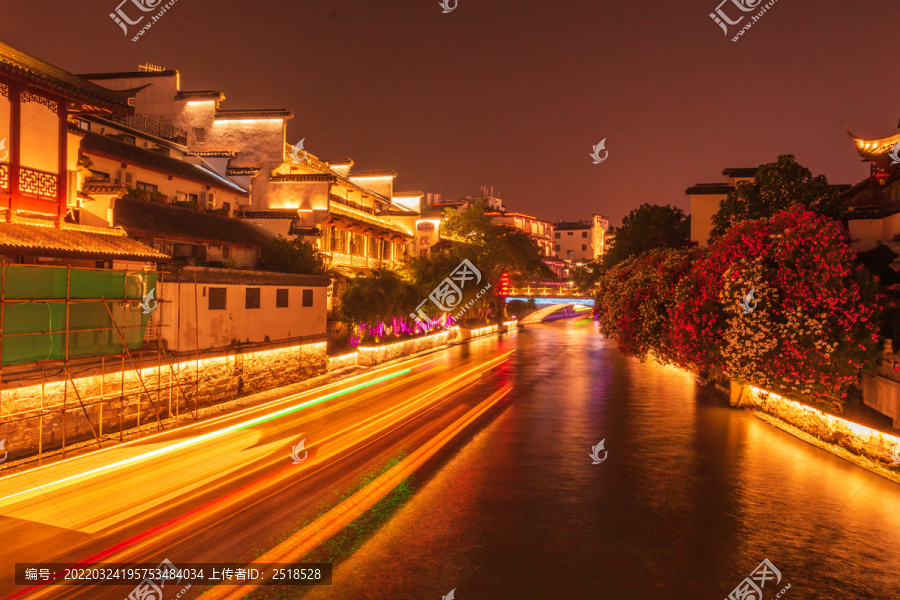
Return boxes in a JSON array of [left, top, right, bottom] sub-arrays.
[[1, 0, 896, 225]]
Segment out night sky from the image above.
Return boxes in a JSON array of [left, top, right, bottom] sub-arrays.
[[1, 0, 896, 226]]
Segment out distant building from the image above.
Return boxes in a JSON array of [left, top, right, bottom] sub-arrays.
[[553, 215, 609, 264], [685, 168, 758, 247], [842, 129, 900, 253]]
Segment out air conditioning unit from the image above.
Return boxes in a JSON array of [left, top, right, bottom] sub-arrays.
[[116, 170, 133, 186]]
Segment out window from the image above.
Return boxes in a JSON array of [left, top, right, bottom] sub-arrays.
[[194, 127, 206, 143], [554, 232, 560, 239], [246, 287, 261, 309], [567, 231, 573, 236], [188, 193, 199, 204], [582, 244, 588, 251], [75, 118, 91, 132], [566, 250, 574, 256], [209, 287, 226, 310], [136, 181, 158, 193], [302, 289, 314, 307], [582, 231, 588, 238], [554, 244, 560, 251], [276, 289, 289, 308]]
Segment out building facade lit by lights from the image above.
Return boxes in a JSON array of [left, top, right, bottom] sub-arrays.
[[553, 215, 609, 264], [685, 167, 758, 248]]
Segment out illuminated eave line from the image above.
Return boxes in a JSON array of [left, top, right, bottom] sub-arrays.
[[0, 369, 411, 505]]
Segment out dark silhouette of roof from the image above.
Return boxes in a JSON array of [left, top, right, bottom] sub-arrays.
[[0, 222, 167, 261], [114, 197, 274, 248], [80, 132, 248, 195]]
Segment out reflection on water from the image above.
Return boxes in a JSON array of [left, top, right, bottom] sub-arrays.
[[302, 319, 900, 599]]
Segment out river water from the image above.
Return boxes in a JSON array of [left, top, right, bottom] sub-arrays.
[[301, 318, 900, 599]]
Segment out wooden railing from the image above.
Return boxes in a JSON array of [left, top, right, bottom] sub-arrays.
[[329, 194, 375, 215], [18, 166, 58, 201], [105, 114, 188, 145]]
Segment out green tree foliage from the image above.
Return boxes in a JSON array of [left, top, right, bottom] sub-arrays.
[[710, 155, 842, 239], [339, 270, 419, 328], [433, 198, 555, 321], [603, 204, 691, 269], [260, 235, 325, 274], [570, 258, 604, 294]]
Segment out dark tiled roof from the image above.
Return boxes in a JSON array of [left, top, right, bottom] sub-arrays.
[[377, 210, 418, 216], [114, 197, 274, 248], [215, 109, 293, 120], [240, 210, 297, 219], [0, 42, 134, 112], [393, 191, 423, 197], [83, 182, 128, 196], [271, 173, 336, 183], [80, 132, 248, 195], [349, 170, 397, 178], [80, 70, 178, 79], [175, 90, 224, 101], [191, 150, 237, 158], [685, 183, 732, 195], [324, 158, 354, 166], [227, 166, 261, 176], [0, 222, 167, 261], [722, 167, 759, 178], [161, 267, 330, 287], [555, 221, 591, 230]]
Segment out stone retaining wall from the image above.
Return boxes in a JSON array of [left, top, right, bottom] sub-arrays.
[[357, 331, 450, 367], [0, 339, 327, 462], [737, 384, 900, 470]]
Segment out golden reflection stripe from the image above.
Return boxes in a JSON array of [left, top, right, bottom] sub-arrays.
[[201, 382, 515, 600]]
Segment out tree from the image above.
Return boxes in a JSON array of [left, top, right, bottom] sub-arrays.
[[439, 199, 555, 322], [595, 248, 700, 363], [339, 270, 419, 331], [603, 204, 691, 269], [672, 206, 881, 407], [260, 235, 324, 274], [570, 258, 604, 294], [710, 155, 842, 239]]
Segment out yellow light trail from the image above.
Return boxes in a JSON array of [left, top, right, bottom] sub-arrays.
[[0, 369, 412, 506]]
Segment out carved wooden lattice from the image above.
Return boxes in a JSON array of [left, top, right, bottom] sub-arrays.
[[0, 83, 8, 98], [21, 91, 57, 111], [0, 164, 8, 193], [19, 167, 58, 200]]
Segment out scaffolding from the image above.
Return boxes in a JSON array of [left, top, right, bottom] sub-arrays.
[[0, 263, 194, 462]]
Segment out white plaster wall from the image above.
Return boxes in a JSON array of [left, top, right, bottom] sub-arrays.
[[159, 280, 327, 351], [689, 194, 725, 248]]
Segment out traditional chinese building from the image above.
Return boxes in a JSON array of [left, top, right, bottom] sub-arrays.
[[842, 129, 900, 253]]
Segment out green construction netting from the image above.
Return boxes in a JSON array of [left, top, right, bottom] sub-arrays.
[[1, 266, 157, 366]]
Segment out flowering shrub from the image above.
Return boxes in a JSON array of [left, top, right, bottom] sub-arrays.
[[598, 207, 882, 408]]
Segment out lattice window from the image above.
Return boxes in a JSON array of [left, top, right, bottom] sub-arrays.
[[19, 167, 58, 200], [21, 91, 57, 111], [276, 288, 289, 308], [245, 287, 260, 309], [302, 289, 313, 307], [0, 164, 9, 193], [0, 83, 7, 98], [209, 287, 227, 310]]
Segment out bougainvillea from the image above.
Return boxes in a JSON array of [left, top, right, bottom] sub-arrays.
[[595, 248, 701, 363], [599, 206, 882, 409]]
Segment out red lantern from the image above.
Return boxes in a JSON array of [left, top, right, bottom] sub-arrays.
[[498, 271, 510, 297]]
